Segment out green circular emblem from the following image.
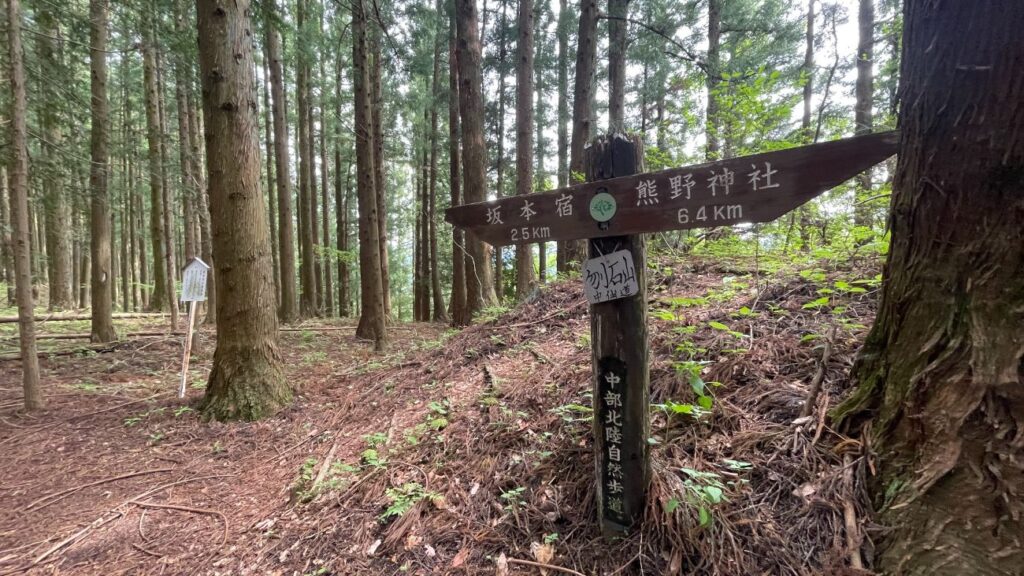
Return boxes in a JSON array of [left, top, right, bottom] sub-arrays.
[[589, 192, 617, 222]]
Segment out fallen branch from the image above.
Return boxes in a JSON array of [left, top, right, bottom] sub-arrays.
[[25, 468, 174, 511], [800, 326, 837, 418], [130, 500, 228, 546], [506, 557, 588, 576], [0, 312, 169, 324]]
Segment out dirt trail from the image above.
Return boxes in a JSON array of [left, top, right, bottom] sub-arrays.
[[0, 256, 881, 575]]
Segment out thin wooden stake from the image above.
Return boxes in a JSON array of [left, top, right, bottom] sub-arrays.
[[178, 301, 197, 398]]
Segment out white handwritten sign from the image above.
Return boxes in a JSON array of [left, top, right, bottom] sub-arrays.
[[181, 258, 210, 302], [583, 250, 638, 305]]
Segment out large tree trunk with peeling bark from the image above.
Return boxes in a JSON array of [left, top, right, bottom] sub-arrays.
[[89, 0, 116, 343], [352, 0, 387, 350], [6, 0, 41, 409], [835, 3, 1024, 573], [455, 0, 498, 316], [196, 0, 291, 421]]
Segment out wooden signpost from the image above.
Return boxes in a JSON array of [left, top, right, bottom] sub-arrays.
[[178, 258, 210, 399], [445, 131, 898, 536]]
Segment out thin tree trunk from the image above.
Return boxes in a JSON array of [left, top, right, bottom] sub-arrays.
[[37, 7, 73, 310], [196, 0, 290, 421], [155, 44, 179, 329], [188, 90, 216, 324], [853, 0, 875, 228], [261, 43, 280, 304], [705, 0, 721, 161], [371, 36, 391, 319], [535, 0, 548, 283], [334, 47, 350, 318], [1, 167, 14, 306], [563, 0, 597, 271], [264, 8, 297, 323], [835, 3, 1024, 572], [455, 0, 499, 316], [319, 62, 333, 317], [606, 0, 627, 132], [514, 0, 536, 300], [799, 0, 815, 250], [89, 0, 116, 342], [6, 0, 41, 409], [429, 5, 449, 323], [448, 4, 468, 326], [142, 12, 169, 314], [555, 0, 570, 272], [353, 0, 387, 350], [494, 0, 509, 303]]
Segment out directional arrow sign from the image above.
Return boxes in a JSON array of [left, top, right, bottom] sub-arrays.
[[446, 131, 898, 246]]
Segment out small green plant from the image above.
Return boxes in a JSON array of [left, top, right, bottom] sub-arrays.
[[475, 305, 509, 324], [379, 482, 438, 522], [363, 432, 388, 447], [500, 486, 527, 512], [174, 406, 194, 417], [73, 381, 99, 393], [551, 403, 593, 423], [211, 440, 225, 454], [148, 431, 165, 445], [302, 351, 328, 365], [707, 320, 746, 339], [543, 532, 559, 545], [123, 415, 143, 427]]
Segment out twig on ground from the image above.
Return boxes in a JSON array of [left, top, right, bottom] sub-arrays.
[[25, 468, 175, 511], [506, 557, 588, 576], [801, 326, 837, 418], [130, 500, 229, 547]]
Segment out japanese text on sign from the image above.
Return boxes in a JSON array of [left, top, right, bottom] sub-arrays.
[[583, 250, 639, 304]]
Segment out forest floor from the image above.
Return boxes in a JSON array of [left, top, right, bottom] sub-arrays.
[[0, 252, 882, 576]]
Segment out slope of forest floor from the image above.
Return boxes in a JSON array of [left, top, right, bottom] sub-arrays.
[[0, 252, 882, 576]]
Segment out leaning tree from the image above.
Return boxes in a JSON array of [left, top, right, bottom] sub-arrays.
[[835, 2, 1024, 573], [195, 0, 291, 420]]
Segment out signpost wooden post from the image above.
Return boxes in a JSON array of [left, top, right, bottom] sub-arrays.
[[178, 258, 210, 399], [445, 130, 898, 536]]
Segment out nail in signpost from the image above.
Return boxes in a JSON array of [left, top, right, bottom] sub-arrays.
[[445, 131, 898, 537], [178, 258, 210, 398]]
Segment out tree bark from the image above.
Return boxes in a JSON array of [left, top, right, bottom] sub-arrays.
[[353, 0, 387, 350], [834, 2, 1024, 573], [319, 66, 333, 318], [188, 90, 216, 324], [37, 7, 74, 310], [853, 0, 875, 228], [196, 0, 291, 421], [155, 44, 179, 329], [555, 0, 571, 272], [494, 0, 509, 303], [798, 0, 815, 250], [563, 0, 597, 272], [142, 13, 170, 314], [264, 8, 297, 323], [371, 36, 391, 319], [334, 46, 351, 318], [455, 0, 499, 316], [514, 0, 536, 300], [606, 0, 628, 132], [296, 0, 317, 317], [261, 41, 280, 305], [448, 4, 468, 326], [89, 0, 116, 343], [705, 0, 721, 161], [429, 5, 449, 323], [6, 0, 42, 410]]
